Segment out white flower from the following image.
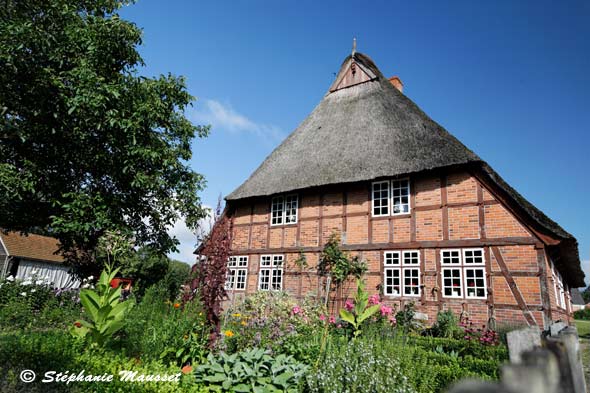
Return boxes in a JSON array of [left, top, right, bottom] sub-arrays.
[[81, 283, 90, 289], [22, 280, 32, 286], [88, 275, 94, 281], [6, 275, 14, 282], [31, 289, 36, 293], [20, 292, 27, 297], [35, 280, 44, 285]]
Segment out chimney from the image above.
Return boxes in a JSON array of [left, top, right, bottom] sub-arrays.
[[389, 76, 404, 93]]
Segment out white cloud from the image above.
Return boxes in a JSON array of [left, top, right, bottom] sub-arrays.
[[166, 208, 214, 266], [580, 260, 590, 289], [189, 99, 284, 142]]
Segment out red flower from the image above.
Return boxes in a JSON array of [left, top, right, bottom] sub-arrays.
[[73, 321, 82, 328], [174, 303, 181, 309], [181, 365, 193, 374]]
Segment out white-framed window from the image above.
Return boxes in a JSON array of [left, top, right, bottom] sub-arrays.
[[271, 195, 298, 226], [225, 256, 248, 291], [441, 248, 487, 299], [258, 254, 284, 291], [372, 179, 411, 217], [372, 181, 390, 216], [550, 260, 565, 309], [383, 250, 420, 297], [392, 179, 410, 214]]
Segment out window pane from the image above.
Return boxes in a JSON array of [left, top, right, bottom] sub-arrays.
[[403, 268, 420, 296], [261, 256, 272, 267], [236, 269, 247, 290], [465, 268, 486, 298], [392, 179, 410, 214], [285, 195, 298, 223], [442, 268, 462, 297], [464, 249, 484, 264], [384, 268, 401, 296], [372, 181, 389, 216], [384, 251, 400, 266], [271, 269, 283, 290], [225, 270, 236, 290], [271, 197, 284, 225], [403, 251, 419, 265], [273, 255, 284, 267], [441, 250, 461, 264], [259, 269, 270, 290]]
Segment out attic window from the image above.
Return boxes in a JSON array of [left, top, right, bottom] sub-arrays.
[[271, 194, 298, 226], [372, 179, 411, 217]]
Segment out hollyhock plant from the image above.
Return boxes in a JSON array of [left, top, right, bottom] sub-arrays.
[[379, 305, 392, 316], [344, 299, 354, 311], [368, 294, 380, 305], [291, 305, 302, 315]]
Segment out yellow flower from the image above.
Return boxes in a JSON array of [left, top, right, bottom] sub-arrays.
[[224, 330, 234, 338], [241, 321, 247, 326], [232, 313, 241, 318]]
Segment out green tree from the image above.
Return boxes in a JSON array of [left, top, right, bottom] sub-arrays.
[[0, 0, 209, 269], [117, 247, 190, 299]]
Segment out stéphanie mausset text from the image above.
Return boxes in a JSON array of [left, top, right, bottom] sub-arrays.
[[42, 370, 182, 384]]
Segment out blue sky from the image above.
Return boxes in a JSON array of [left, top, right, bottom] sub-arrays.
[[120, 1, 590, 281]]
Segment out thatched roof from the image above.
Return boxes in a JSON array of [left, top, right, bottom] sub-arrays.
[[226, 52, 583, 287], [227, 53, 481, 201]]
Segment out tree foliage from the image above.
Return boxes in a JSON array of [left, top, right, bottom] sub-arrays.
[[194, 209, 231, 347], [0, 0, 209, 266]]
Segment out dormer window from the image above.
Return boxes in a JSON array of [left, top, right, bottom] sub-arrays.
[[372, 179, 410, 217], [271, 194, 298, 225]]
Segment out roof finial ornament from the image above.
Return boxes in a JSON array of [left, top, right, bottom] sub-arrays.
[[352, 37, 357, 57]]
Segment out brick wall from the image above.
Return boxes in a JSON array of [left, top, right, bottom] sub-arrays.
[[221, 170, 569, 328]]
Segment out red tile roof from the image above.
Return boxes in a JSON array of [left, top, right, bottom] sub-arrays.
[[0, 232, 64, 263]]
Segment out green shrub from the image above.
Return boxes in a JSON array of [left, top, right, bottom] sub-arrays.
[[431, 310, 460, 338], [573, 308, 590, 321], [121, 284, 209, 365], [195, 348, 308, 392], [0, 329, 206, 393], [0, 275, 82, 331], [409, 336, 508, 362], [306, 338, 416, 393]]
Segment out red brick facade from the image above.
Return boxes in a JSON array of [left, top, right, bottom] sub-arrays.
[[224, 169, 573, 328]]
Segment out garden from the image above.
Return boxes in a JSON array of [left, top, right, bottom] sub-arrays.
[[0, 233, 509, 393]]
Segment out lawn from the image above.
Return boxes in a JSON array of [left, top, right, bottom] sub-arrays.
[[575, 320, 590, 339]]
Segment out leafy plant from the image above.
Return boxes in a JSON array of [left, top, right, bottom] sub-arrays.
[[121, 284, 209, 363], [339, 279, 380, 338], [195, 348, 308, 392], [70, 264, 134, 346], [432, 310, 460, 338], [318, 233, 367, 286]]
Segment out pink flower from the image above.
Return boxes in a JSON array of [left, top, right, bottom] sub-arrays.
[[368, 294, 380, 305], [389, 316, 397, 325], [319, 314, 326, 321], [344, 299, 354, 311], [329, 316, 336, 324], [291, 306, 302, 315], [336, 323, 342, 328], [380, 304, 392, 316]]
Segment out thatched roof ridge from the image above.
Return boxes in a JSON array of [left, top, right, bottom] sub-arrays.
[[227, 52, 481, 201]]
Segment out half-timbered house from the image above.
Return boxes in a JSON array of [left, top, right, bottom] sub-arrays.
[[215, 51, 584, 328]]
